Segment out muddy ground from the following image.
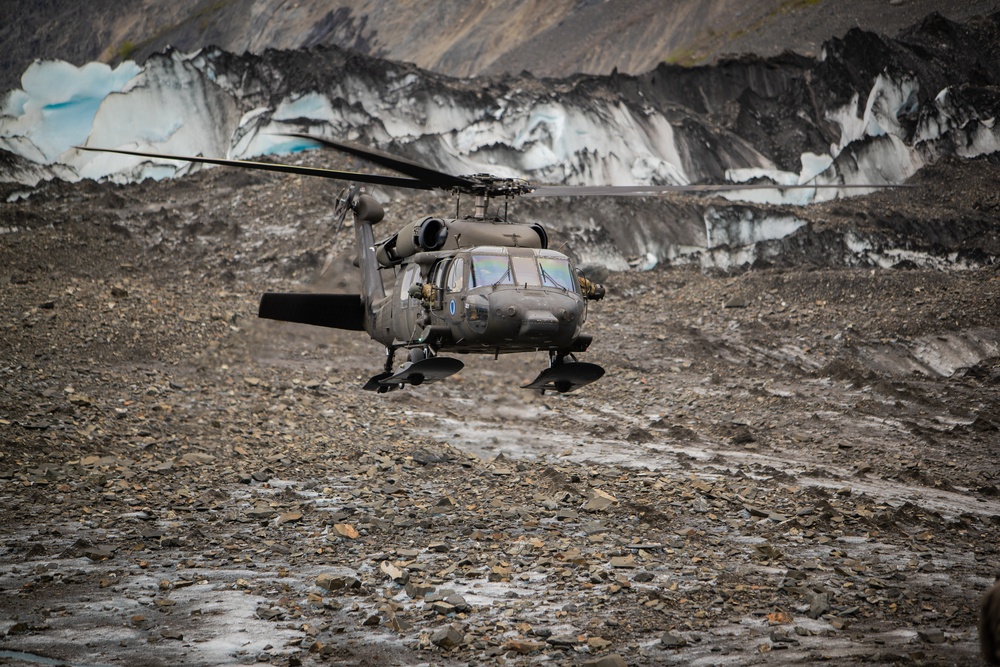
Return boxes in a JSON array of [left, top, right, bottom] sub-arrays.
[[1, 159, 999, 666]]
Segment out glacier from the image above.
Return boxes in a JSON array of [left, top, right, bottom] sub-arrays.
[[7, 43, 992, 193], [2, 13, 999, 269]]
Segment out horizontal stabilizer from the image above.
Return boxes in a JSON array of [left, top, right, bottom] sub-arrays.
[[258, 293, 365, 331]]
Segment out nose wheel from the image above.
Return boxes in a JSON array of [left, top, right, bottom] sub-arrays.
[[522, 352, 605, 393]]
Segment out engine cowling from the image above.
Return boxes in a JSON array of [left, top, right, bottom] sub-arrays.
[[376, 218, 548, 267]]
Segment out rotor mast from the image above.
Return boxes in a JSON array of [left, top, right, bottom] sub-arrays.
[[460, 175, 533, 221], [474, 193, 488, 220]]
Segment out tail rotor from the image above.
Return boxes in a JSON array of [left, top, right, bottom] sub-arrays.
[[320, 185, 360, 278]]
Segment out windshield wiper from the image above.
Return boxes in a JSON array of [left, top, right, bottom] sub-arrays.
[[492, 266, 512, 287], [540, 265, 563, 289]]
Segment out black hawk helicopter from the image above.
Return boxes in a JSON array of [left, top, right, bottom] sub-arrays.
[[79, 135, 907, 393]]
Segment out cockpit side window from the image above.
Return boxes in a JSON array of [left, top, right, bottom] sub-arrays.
[[471, 255, 513, 287], [538, 256, 575, 291], [446, 257, 465, 292], [432, 260, 449, 288]]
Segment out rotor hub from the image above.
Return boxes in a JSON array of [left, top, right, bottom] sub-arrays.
[[456, 174, 534, 198]]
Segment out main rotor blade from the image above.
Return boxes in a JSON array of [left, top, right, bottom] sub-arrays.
[[75, 145, 439, 191], [76, 144, 916, 199], [525, 182, 917, 197], [282, 132, 477, 190]]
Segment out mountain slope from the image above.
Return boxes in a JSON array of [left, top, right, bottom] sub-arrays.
[[4, 0, 1000, 95]]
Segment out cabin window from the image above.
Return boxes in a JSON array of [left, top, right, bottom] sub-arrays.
[[510, 255, 541, 287], [446, 257, 465, 292], [471, 255, 513, 287], [538, 256, 575, 291]]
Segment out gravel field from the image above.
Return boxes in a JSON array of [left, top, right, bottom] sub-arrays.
[[1, 151, 999, 666]]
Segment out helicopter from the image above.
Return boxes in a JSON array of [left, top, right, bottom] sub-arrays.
[[78, 134, 910, 393]]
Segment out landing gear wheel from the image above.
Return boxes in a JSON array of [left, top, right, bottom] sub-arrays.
[[363, 353, 462, 391], [522, 351, 605, 393]]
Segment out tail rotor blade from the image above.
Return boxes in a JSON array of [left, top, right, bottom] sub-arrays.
[[320, 186, 355, 278]]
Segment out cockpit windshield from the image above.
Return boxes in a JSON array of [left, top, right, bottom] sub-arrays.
[[538, 256, 575, 291], [470, 252, 577, 291], [471, 255, 513, 287], [511, 255, 541, 287]]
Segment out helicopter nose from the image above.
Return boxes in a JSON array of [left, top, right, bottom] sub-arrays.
[[481, 289, 581, 346]]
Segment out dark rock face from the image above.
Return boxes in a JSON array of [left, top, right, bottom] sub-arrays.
[[5, 0, 1000, 95]]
